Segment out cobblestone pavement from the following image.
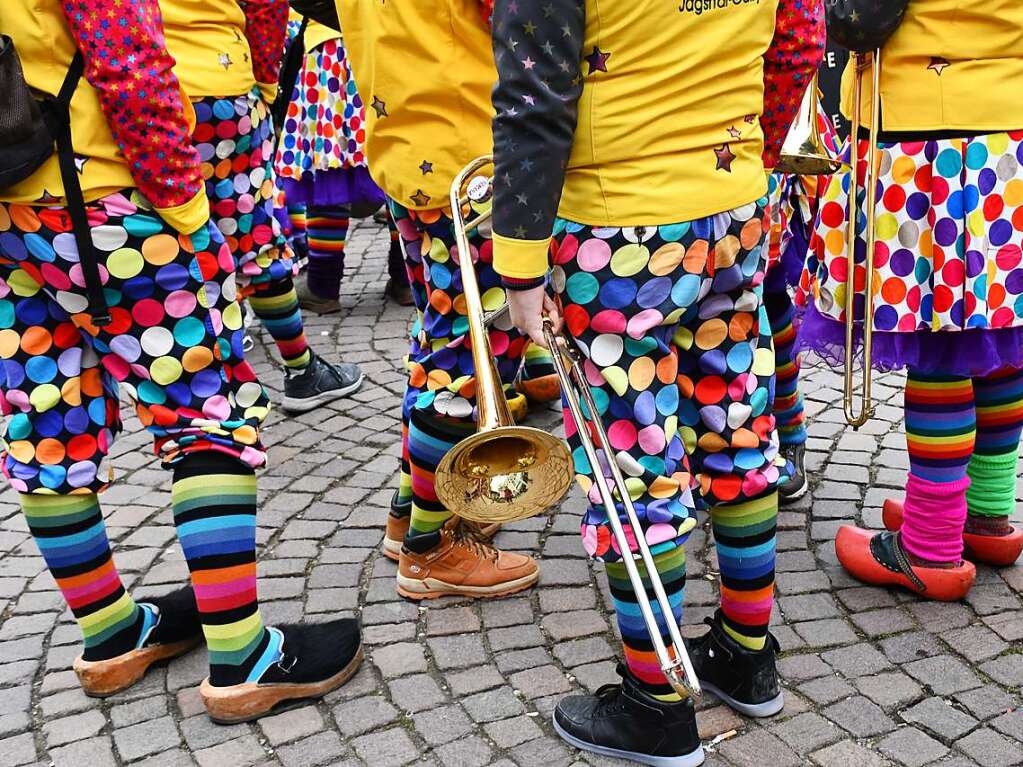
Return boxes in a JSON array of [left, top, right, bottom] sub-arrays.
[[0, 219, 1021, 767]]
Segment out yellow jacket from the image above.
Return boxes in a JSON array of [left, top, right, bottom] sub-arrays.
[[1, 0, 208, 232], [335, 0, 495, 210], [843, 0, 1023, 133]]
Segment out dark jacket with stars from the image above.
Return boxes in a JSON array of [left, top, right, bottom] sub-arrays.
[[338, 0, 497, 211], [491, 0, 826, 283]]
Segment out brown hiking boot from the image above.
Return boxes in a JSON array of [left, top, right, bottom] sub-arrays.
[[383, 512, 501, 562], [396, 529, 537, 599]]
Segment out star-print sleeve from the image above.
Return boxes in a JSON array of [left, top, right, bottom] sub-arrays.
[[60, 0, 208, 232], [761, 0, 826, 169], [491, 0, 585, 287], [479, 0, 494, 29], [239, 0, 288, 88]]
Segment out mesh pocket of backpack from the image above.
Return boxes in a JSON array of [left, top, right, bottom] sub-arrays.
[[0, 35, 57, 189]]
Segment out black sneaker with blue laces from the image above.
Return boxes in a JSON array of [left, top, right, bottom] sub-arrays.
[[777, 442, 807, 504], [282, 353, 364, 413]]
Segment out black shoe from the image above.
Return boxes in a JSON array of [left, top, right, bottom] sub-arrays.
[[777, 442, 807, 504], [553, 665, 704, 767], [282, 353, 364, 413], [685, 612, 784, 718], [201, 618, 363, 724]]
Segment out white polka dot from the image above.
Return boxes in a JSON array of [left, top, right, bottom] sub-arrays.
[[91, 225, 128, 252], [215, 139, 236, 160], [236, 382, 264, 408], [590, 334, 624, 367], [140, 326, 174, 357], [56, 291, 88, 314]]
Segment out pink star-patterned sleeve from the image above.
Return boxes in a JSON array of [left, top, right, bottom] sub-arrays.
[[59, 0, 203, 214], [479, 0, 495, 29], [238, 0, 289, 86], [761, 0, 826, 168]]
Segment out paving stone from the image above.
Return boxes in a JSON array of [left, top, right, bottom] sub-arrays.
[[43, 709, 106, 747], [797, 675, 856, 706], [955, 728, 1023, 767], [822, 642, 893, 678], [510, 665, 572, 700], [0, 733, 34, 767], [954, 685, 1017, 721], [49, 736, 117, 767], [777, 653, 831, 682], [351, 727, 420, 767], [112, 716, 181, 762], [387, 673, 448, 713], [979, 653, 1023, 688], [275, 731, 348, 767], [412, 704, 474, 746], [372, 641, 428, 677], [942, 625, 1009, 663], [809, 739, 886, 767], [793, 619, 858, 648], [717, 729, 801, 767], [850, 607, 916, 637], [881, 631, 944, 664], [484, 714, 544, 748], [110, 696, 168, 728], [823, 696, 897, 737], [876, 727, 949, 767], [509, 735, 575, 767], [461, 686, 525, 723], [258, 706, 325, 746], [194, 735, 267, 767], [429, 634, 488, 670], [855, 671, 925, 710], [435, 734, 494, 767], [446, 665, 505, 696], [904, 655, 984, 695], [333, 695, 400, 737], [901, 696, 979, 740], [770, 712, 843, 754]]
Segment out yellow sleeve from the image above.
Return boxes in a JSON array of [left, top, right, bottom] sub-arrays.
[[156, 189, 211, 235], [493, 232, 551, 280], [257, 81, 278, 105]]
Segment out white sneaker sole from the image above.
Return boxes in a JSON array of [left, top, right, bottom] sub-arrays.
[[553, 716, 705, 767], [282, 372, 364, 414], [701, 680, 785, 718], [381, 536, 402, 562], [778, 479, 808, 504], [395, 569, 538, 600]]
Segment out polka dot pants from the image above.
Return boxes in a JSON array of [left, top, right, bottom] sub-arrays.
[[550, 201, 781, 563], [0, 192, 270, 495]]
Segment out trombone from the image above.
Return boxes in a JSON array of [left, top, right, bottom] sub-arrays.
[[843, 50, 882, 428], [777, 72, 841, 176], [434, 156, 701, 699]]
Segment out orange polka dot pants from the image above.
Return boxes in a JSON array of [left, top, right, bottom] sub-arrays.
[[0, 192, 270, 494], [550, 200, 782, 563]]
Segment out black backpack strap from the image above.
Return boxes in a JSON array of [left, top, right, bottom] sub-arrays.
[[271, 16, 310, 134], [48, 51, 111, 326]]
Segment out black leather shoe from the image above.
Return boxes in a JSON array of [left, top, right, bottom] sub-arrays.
[[553, 665, 704, 767], [777, 443, 807, 504], [686, 612, 784, 717]]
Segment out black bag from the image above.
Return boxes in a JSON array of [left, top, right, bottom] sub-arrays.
[[826, 0, 909, 53], [287, 0, 341, 32], [0, 37, 110, 325], [271, 15, 310, 132], [0, 36, 58, 188]]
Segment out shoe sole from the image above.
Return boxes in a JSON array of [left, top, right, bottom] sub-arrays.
[[281, 372, 365, 414], [75, 637, 202, 698], [778, 480, 808, 505], [699, 680, 785, 718], [553, 716, 705, 767], [382, 536, 402, 562], [200, 644, 365, 724], [396, 570, 539, 600]]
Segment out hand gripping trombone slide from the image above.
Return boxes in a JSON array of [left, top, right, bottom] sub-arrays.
[[436, 155, 701, 698]]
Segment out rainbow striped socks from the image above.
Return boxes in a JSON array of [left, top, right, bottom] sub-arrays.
[[765, 293, 806, 446], [21, 493, 151, 661], [172, 453, 278, 686], [968, 367, 1023, 526], [248, 276, 312, 369], [711, 492, 778, 651], [306, 205, 349, 301], [606, 547, 686, 701]]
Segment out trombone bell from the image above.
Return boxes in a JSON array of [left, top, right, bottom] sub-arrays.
[[777, 73, 840, 176]]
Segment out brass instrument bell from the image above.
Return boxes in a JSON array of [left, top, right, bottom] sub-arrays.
[[777, 73, 841, 176]]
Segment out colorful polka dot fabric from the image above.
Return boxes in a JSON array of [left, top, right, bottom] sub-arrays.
[[803, 131, 1023, 334], [192, 91, 295, 293], [0, 192, 270, 494], [549, 202, 782, 563], [388, 201, 527, 423], [275, 37, 368, 182]]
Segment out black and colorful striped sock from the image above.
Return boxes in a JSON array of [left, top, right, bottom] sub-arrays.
[[248, 275, 311, 369], [711, 492, 778, 651], [765, 291, 805, 446], [406, 409, 473, 539], [606, 547, 686, 702], [21, 493, 151, 662], [306, 204, 349, 301], [172, 452, 278, 687]]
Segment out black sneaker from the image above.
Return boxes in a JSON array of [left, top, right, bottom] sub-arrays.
[[777, 443, 807, 504], [685, 612, 784, 718], [201, 618, 363, 724], [553, 665, 704, 767], [282, 353, 364, 413]]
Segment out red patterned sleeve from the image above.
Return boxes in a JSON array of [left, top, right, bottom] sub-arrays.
[[479, 0, 494, 29], [761, 0, 826, 168], [238, 0, 289, 85], [59, 0, 203, 209]]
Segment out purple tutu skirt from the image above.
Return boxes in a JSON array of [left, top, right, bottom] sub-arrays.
[[279, 167, 386, 209], [797, 300, 1023, 377]]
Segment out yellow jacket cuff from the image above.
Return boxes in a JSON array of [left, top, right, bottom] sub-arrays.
[[257, 81, 278, 106], [156, 190, 211, 235], [493, 232, 552, 280]]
